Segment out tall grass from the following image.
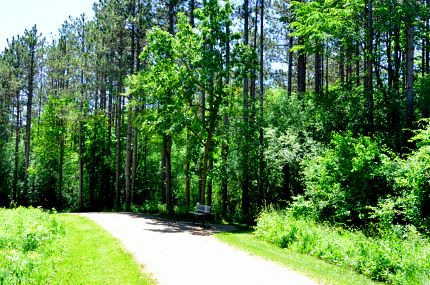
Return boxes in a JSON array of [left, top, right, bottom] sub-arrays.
[[0, 207, 64, 284], [255, 209, 430, 284]]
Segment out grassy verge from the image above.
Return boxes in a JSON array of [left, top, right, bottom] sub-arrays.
[[54, 214, 155, 285], [0, 207, 64, 284], [0, 208, 154, 285], [215, 230, 380, 285], [254, 210, 430, 284]]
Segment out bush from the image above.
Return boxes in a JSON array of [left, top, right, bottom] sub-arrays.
[[392, 120, 430, 233], [0, 207, 64, 284], [255, 209, 430, 284], [300, 132, 394, 225]]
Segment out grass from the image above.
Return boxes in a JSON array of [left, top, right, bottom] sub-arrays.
[[215, 230, 380, 285], [0, 207, 65, 284], [53, 214, 155, 285], [0, 208, 154, 285], [253, 209, 430, 284]]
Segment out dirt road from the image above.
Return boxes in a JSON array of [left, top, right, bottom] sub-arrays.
[[80, 212, 318, 285]]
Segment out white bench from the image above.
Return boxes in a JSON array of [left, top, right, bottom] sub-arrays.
[[189, 203, 211, 226]]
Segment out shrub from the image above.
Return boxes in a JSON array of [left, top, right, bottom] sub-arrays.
[[392, 120, 430, 233], [0, 207, 64, 284], [301, 132, 394, 225], [255, 209, 430, 284]]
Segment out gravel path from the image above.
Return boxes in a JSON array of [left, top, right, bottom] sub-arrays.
[[80, 212, 318, 285]]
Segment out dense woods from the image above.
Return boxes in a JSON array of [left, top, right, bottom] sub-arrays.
[[1, 0, 430, 232]]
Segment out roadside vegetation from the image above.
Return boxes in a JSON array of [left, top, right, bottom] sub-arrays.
[[254, 210, 430, 284], [216, 231, 379, 285], [249, 122, 430, 285], [0, 207, 64, 284], [0, 208, 154, 285]]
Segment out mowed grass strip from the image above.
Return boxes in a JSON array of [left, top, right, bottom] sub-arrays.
[[215, 231, 380, 285], [54, 214, 155, 285]]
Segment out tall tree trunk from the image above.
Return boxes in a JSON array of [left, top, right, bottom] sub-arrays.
[[189, 0, 195, 28], [375, 33, 384, 90], [184, 0, 195, 209], [387, 31, 393, 88], [185, 155, 191, 207], [339, 46, 345, 85], [125, 3, 137, 212], [325, 45, 329, 94], [426, 0, 430, 74], [58, 131, 64, 210], [115, 92, 122, 210], [355, 44, 360, 87], [13, 90, 20, 203], [250, 0, 258, 127], [131, 120, 138, 206], [287, 32, 293, 97], [406, 24, 415, 128], [365, 0, 374, 135], [164, 134, 173, 215], [207, 157, 213, 206], [125, 107, 132, 211], [24, 41, 36, 204], [393, 26, 401, 93], [297, 42, 306, 94], [242, 0, 250, 219], [126, 1, 137, 212], [258, 0, 265, 209], [79, 24, 85, 211], [221, 17, 231, 214], [106, 78, 114, 208], [164, 0, 175, 216], [199, 89, 206, 203], [315, 47, 322, 94], [79, 104, 84, 210]]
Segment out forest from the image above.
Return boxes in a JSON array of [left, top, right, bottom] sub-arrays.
[[0, 0, 430, 233]]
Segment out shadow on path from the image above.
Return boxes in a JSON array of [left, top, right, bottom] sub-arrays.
[[112, 212, 238, 236]]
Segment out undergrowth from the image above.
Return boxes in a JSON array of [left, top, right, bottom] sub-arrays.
[[255, 209, 430, 284], [0, 207, 64, 284]]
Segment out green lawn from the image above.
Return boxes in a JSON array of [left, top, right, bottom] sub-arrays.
[[1, 208, 153, 284], [215, 230, 381, 285], [53, 214, 155, 285]]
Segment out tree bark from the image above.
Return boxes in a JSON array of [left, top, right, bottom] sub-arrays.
[[393, 26, 401, 93], [221, 17, 231, 214], [164, 0, 175, 216], [314, 47, 322, 94], [164, 134, 173, 215], [426, 0, 430, 74], [79, 23, 85, 211], [13, 90, 20, 203], [185, 157, 191, 207], [365, 0, 374, 135], [58, 130, 64, 210], [287, 32, 293, 97], [387, 31, 393, 88], [339, 46, 345, 86], [297, 43, 306, 94], [242, 0, 250, 219], [406, 24, 415, 128], [24, 35, 36, 204], [258, 0, 265, 209], [115, 92, 122, 211]]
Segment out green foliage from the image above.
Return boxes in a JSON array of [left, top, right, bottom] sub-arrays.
[[0, 207, 64, 284], [416, 76, 430, 118], [391, 121, 430, 233], [301, 132, 394, 225], [255, 209, 430, 284], [31, 94, 79, 210], [291, 0, 362, 52]]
